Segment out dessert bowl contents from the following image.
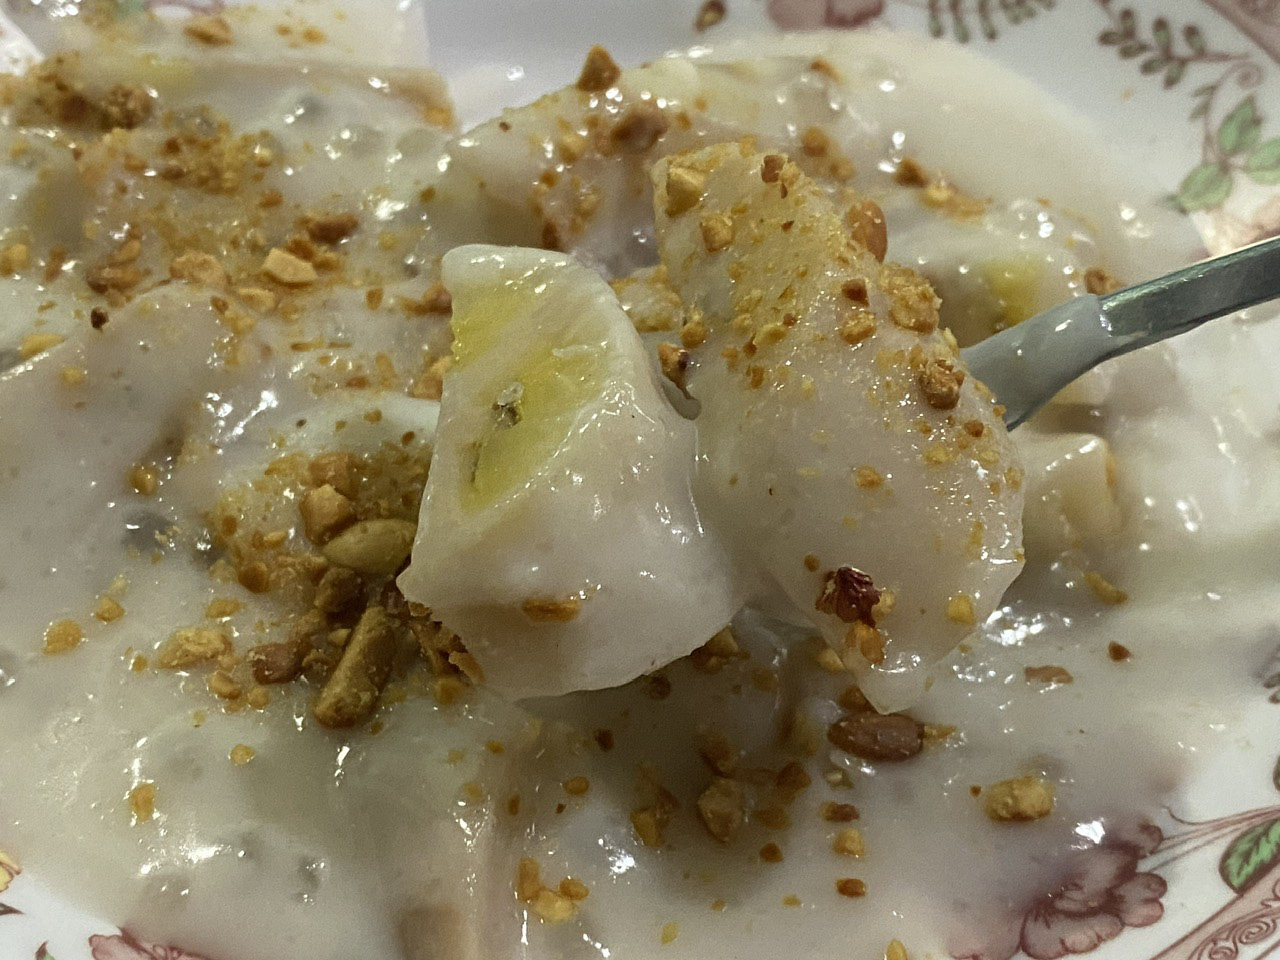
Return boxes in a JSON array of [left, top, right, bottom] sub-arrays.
[[0, 6, 1274, 960]]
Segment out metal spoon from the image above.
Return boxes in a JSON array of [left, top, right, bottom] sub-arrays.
[[962, 235, 1280, 428]]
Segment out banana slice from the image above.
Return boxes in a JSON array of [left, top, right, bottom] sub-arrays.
[[397, 244, 741, 699], [651, 144, 1025, 710]]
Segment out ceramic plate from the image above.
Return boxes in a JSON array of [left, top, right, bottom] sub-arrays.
[[1, 1, 1279, 959]]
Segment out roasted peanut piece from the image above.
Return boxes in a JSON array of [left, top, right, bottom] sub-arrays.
[[313, 605, 398, 728]]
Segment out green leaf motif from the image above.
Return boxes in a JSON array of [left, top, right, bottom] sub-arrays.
[[1273, 753, 1280, 792], [34, 943, 57, 960], [0, 903, 19, 917], [1177, 163, 1232, 211], [1099, 29, 1123, 44], [1184, 23, 1207, 55], [1221, 818, 1280, 892], [1152, 17, 1172, 54], [1246, 138, 1280, 184], [1140, 56, 1168, 75], [1164, 61, 1186, 88], [1190, 100, 1210, 121], [1219, 96, 1263, 156]]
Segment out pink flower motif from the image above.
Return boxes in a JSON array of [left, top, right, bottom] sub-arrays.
[[767, 0, 884, 30], [951, 823, 1166, 960], [89, 930, 216, 960]]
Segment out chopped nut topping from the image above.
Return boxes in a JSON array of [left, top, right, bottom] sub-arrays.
[[1108, 641, 1132, 662], [657, 341, 691, 392], [699, 212, 735, 253], [1024, 665, 1073, 685], [94, 596, 125, 623], [129, 783, 156, 824], [563, 776, 591, 796], [0, 243, 29, 274], [261, 247, 318, 286], [661, 922, 680, 945], [313, 605, 398, 728], [759, 842, 784, 863], [883, 265, 941, 333], [832, 827, 865, 857], [128, 464, 158, 496], [816, 566, 880, 626], [307, 451, 359, 499], [849, 621, 885, 665], [846, 200, 887, 261], [156, 627, 231, 669], [576, 45, 621, 92], [229, 744, 256, 766], [1084, 571, 1128, 605], [800, 126, 830, 157], [821, 802, 860, 822], [19, 332, 64, 360], [945, 593, 977, 627], [321, 518, 416, 576], [1084, 266, 1123, 295], [760, 154, 785, 184], [299, 484, 357, 544], [894, 157, 929, 187], [697, 730, 739, 775], [314, 566, 363, 615], [43, 618, 84, 655], [836, 877, 867, 898], [610, 103, 669, 153], [184, 15, 233, 45], [697, 777, 745, 843], [886, 940, 910, 960], [855, 466, 884, 489], [694, 0, 726, 30], [840, 308, 876, 345], [680, 316, 708, 348], [559, 878, 590, 901], [664, 165, 706, 216], [305, 212, 359, 244], [522, 596, 582, 623], [918, 358, 965, 410], [828, 712, 924, 762], [208, 669, 242, 700], [170, 251, 227, 288], [983, 776, 1055, 822], [101, 84, 153, 129], [841, 278, 869, 304]]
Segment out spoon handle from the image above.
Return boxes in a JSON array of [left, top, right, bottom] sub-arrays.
[[962, 234, 1280, 429]]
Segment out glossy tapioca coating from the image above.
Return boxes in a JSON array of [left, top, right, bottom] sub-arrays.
[[651, 143, 1024, 709]]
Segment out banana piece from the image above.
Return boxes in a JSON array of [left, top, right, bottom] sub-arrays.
[[398, 244, 741, 699], [651, 144, 1025, 710]]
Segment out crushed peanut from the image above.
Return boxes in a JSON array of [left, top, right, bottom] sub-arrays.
[[230, 744, 256, 766], [836, 877, 867, 898], [128, 782, 157, 824], [696, 777, 745, 843], [156, 627, 231, 669], [313, 605, 397, 728], [832, 827, 865, 857], [522, 596, 582, 622], [184, 15, 233, 45], [94, 596, 124, 623], [261, 247, 318, 286], [664, 165, 706, 217], [43, 618, 84, 655], [321, 518, 416, 576], [984, 776, 1055, 822], [1084, 571, 1128, 605], [699, 212, 735, 253], [576, 45, 621, 92]]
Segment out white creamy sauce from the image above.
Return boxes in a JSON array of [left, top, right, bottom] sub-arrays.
[[0, 9, 1274, 960]]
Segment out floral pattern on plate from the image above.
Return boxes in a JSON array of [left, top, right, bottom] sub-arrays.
[[0, 0, 1277, 958]]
